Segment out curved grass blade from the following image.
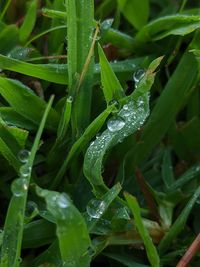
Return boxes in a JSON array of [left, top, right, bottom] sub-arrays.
[[0, 77, 59, 132], [83, 57, 163, 188], [36, 187, 91, 267], [124, 192, 160, 267], [158, 185, 200, 255], [0, 96, 54, 267]]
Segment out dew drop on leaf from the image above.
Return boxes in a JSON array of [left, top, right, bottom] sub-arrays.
[[18, 149, 30, 163], [86, 199, 106, 219], [20, 164, 32, 178], [107, 116, 125, 132], [133, 69, 145, 83], [11, 178, 28, 197]]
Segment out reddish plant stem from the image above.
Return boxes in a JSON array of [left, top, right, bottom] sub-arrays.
[[176, 233, 200, 267]]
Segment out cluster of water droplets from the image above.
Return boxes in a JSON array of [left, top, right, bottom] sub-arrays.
[[11, 149, 31, 197]]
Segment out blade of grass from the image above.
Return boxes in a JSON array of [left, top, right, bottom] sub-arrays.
[[36, 187, 91, 267], [158, 185, 200, 255], [0, 96, 54, 267], [98, 43, 125, 104], [124, 192, 160, 267], [19, 0, 38, 43]]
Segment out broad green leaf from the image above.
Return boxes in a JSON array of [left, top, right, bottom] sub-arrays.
[[19, 0, 38, 43], [83, 57, 163, 188], [124, 192, 160, 267], [98, 43, 125, 103], [0, 77, 59, 132], [36, 187, 91, 267], [158, 185, 200, 254], [117, 0, 149, 30], [0, 96, 54, 267]]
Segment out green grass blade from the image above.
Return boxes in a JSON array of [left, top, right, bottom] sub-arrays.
[[86, 183, 122, 231], [135, 14, 200, 47], [168, 163, 200, 191], [0, 96, 54, 267], [0, 77, 59, 132], [36, 187, 91, 267], [133, 52, 198, 165], [117, 0, 149, 30], [19, 0, 38, 43], [65, 0, 95, 136], [51, 105, 114, 188], [161, 148, 175, 189], [0, 54, 68, 84], [98, 43, 125, 104], [0, 53, 145, 85], [158, 185, 200, 255], [124, 192, 160, 267], [83, 57, 163, 188], [0, 0, 12, 20]]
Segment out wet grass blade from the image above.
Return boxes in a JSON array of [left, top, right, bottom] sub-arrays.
[[124, 192, 160, 267], [36, 187, 91, 267], [0, 77, 59, 132], [83, 57, 163, 189], [98, 43, 125, 103], [133, 52, 198, 165], [0, 96, 54, 267]]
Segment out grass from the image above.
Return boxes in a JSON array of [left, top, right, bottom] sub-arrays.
[[0, 0, 200, 266]]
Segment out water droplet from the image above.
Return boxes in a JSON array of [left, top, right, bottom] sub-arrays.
[[133, 69, 145, 83], [56, 193, 70, 208], [107, 116, 125, 132], [18, 149, 30, 163], [123, 104, 128, 110], [20, 164, 32, 178], [86, 199, 106, 219], [67, 96, 73, 103], [11, 178, 28, 197], [96, 133, 101, 139]]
